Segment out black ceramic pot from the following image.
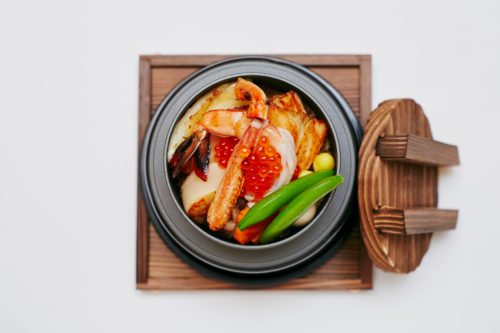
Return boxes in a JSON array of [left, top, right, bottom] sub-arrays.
[[140, 56, 362, 286]]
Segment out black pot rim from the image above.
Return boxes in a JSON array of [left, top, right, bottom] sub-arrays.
[[140, 56, 361, 278]]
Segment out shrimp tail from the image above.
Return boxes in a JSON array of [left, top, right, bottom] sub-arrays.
[[235, 78, 268, 119]]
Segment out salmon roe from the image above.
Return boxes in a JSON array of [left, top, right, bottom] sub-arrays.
[[214, 136, 239, 168], [241, 135, 282, 200], [291, 165, 301, 180]]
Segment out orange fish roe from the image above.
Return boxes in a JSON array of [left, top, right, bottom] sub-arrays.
[[241, 135, 282, 200], [214, 136, 239, 168]]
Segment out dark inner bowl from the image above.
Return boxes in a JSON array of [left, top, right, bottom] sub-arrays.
[[141, 56, 360, 275]]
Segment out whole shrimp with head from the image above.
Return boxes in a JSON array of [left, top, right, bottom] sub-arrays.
[[167, 78, 327, 244]]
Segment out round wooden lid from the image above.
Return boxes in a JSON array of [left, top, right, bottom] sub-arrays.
[[358, 99, 437, 273]]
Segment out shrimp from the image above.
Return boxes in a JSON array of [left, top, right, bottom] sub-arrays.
[[207, 121, 262, 231], [235, 78, 268, 119], [167, 82, 250, 178], [167, 83, 231, 161], [170, 78, 269, 182], [170, 108, 252, 181], [200, 108, 252, 139]]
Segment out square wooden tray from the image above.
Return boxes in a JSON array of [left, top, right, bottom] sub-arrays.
[[137, 55, 373, 290]]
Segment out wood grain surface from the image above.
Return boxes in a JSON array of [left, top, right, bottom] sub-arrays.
[[377, 134, 459, 166], [137, 54, 372, 290], [374, 207, 458, 235], [358, 99, 458, 273]]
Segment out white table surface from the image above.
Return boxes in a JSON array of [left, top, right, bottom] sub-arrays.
[[1, 0, 499, 332]]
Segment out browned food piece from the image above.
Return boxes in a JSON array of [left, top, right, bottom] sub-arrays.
[[186, 192, 216, 224], [296, 118, 328, 171], [268, 91, 327, 172], [268, 91, 307, 145], [235, 78, 268, 119]]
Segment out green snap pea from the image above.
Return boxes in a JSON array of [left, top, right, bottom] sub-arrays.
[[259, 175, 344, 244], [237, 170, 334, 231]]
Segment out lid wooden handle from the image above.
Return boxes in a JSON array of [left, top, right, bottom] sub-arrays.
[[374, 133, 459, 235], [377, 134, 459, 166], [374, 207, 458, 235]]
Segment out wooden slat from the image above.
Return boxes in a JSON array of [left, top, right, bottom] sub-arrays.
[[359, 57, 372, 126], [404, 208, 458, 234], [377, 134, 460, 166], [144, 54, 371, 67], [136, 57, 151, 284], [137, 54, 373, 290], [374, 208, 458, 235]]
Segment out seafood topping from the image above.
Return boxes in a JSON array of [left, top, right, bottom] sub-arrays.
[[168, 77, 336, 245], [207, 121, 262, 231], [180, 135, 226, 223], [235, 78, 268, 119], [194, 133, 210, 181], [214, 136, 239, 168], [169, 129, 208, 179], [262, 126, 297, 195], [168, 134, 193, 172], [167, 83, 230, 162], [201, 108, 251, 138], [241, 135, 283, 200]]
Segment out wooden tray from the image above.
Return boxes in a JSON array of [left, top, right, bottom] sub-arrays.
[[137, 55, 373, 290]]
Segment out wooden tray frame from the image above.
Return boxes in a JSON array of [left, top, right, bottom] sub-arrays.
[[137, 55, 372, 290]]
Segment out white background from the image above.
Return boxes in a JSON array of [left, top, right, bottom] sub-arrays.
[[1, 0, 499, 332]]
